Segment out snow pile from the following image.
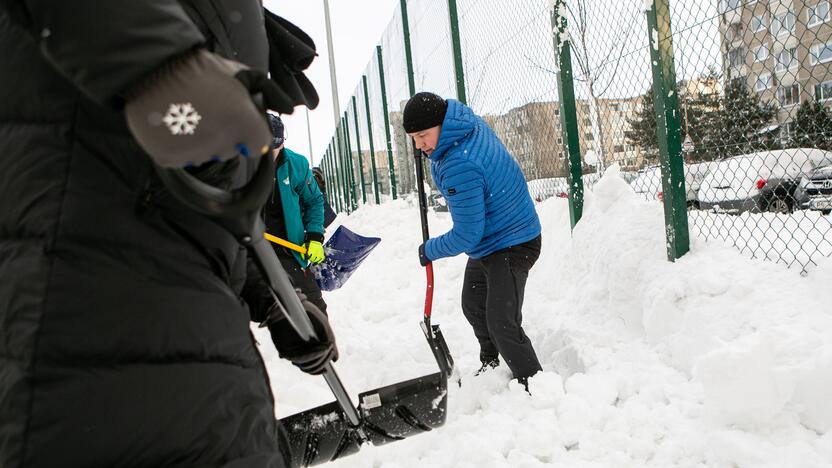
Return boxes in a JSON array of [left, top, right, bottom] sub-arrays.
[[255, 165, 832, 467]]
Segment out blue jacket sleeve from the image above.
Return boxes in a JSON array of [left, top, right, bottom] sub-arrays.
[[424, 161, 486, 260], [293, 160, 325, 242]]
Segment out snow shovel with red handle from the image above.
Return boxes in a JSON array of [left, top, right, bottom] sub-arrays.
[[414, 151, 456, 381], [155, 155, 448, 468]]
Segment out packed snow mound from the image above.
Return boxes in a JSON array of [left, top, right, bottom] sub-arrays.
[[255, 166, 832, 467]]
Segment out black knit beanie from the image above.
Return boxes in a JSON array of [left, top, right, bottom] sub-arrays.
[[403, 92, 447, 133]]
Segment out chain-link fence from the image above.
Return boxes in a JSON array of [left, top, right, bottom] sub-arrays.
[[318, 0, 832, 273], [674, 0, 832, 271]]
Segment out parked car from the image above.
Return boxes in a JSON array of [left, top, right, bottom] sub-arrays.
[[527, 177, 569, 202], [698, 148, 832, 215], [794, 164, 832, 215], [427, 192, 449, 212], [630, 161, 715, 208]]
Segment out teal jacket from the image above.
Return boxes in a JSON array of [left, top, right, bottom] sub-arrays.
[[267, 148, 325, 267]]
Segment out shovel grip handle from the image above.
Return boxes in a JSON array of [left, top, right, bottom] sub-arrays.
[[264, 232, 307, 254], [424, 263, 434, 319]]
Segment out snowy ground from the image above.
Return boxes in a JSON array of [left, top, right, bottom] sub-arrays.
[[254, 166, 832, 468], [689, 210, 832, 272]]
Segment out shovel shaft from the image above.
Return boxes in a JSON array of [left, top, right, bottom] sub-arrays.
[[323, 363, 362, 427], [153, 161, 365, 440], [413, 150, 435, 320], [264, 232, 307, 255], [413, 152, 431, 243]]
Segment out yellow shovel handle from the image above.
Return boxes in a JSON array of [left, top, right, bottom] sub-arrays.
[[263, 232, 307, 255]]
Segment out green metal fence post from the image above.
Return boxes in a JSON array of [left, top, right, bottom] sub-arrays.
[[325, 148, 335, 211], [647, 0, 690, 261], [329, 139, 338, 212], [329, 146, 339, 212], [351, 96, 368, 204], [341, 120, 353, 213], [342, 114, 358, 211], [326, 143, 338, 211], [336, 126, 350, 214], [447, 0, 467, 104], [401, 0, 429, 195], [400, 0, 416, 98], [376, 45, 398, 200], [552, 1, 584, 229], [362, 75, 381, 204]]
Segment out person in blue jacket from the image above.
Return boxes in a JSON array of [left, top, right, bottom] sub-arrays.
[[404, 92, 543, 390], [264, 114, 329, 314]]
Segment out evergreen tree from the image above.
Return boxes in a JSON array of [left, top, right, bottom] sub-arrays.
[[789, 100, 832, 150], [705, 78, 778, 160], [625, 88, 659, 164], [625, 78, 718, 164]]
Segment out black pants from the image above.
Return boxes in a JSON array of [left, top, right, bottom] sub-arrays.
[[461, 236, 542, 379], [275, 248, 328, 315]]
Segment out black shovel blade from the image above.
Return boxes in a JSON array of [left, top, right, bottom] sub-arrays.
[[358, 371, 448, 446], [279, 371, 448, 467], [280, 401, 363, 467], [422, 322, 455, 379]]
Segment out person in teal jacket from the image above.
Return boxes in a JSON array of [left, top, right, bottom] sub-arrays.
[[264, 114, 328, 314]]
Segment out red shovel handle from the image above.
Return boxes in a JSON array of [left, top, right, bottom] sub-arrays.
[[424, 262, 434, 319]]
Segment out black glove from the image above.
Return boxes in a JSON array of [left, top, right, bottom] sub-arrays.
[[418, 243, 430, 266], [266, 290, 338, 375], [263, 9, 320, 110], [125, 49, 293, 168]]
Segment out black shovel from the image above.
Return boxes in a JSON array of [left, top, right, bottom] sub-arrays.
[[156, 155, 448, 468]]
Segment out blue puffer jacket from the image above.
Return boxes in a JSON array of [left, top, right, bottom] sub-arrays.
[[424, 99, 541, 261]]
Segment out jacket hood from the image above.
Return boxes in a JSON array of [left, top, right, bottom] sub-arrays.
[[429, 99, 477, 161]]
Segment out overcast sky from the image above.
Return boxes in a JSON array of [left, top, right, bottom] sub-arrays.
[[263, 0, 399, 166], [260, 0, 723, 166]]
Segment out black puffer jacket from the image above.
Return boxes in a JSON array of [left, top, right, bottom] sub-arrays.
[[0, 1, 286, 466]]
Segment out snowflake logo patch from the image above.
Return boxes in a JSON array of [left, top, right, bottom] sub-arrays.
[[162, 103, 201, 135]]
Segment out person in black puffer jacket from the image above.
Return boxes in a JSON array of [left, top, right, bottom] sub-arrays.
[[0, 1, 331, 467]]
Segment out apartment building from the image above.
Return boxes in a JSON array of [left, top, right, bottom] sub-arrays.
[[721, 0, 832, 140]]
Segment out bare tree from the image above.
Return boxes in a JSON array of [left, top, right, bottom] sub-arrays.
[[554, 0, 638, 173]]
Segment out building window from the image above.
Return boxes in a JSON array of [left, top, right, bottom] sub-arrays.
[[726, 23, 743, 42], [728, 47, 746, 67], [611, 103, 620, 112], [777, 83, 801, 106], [771, 11, 796, 37], [554, 109, 560, 115], [584, 133, 594, 141], [810, 42, 832, 65], [753, 44, 769, 62], [721, 0, 741, 13], [557, 137, 563, 144], [755, 73, 772, 91], [613, 145, 625, 153], [751, 13, 768, 32], [780, 121, 796, 141], [815, 80, 832, 101], [808, 2, 831, 27], [775, 47, 797, 72]]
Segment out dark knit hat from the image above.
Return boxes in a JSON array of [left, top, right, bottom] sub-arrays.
[[268, 113, 285, 148], [403, 92, 447, 133]]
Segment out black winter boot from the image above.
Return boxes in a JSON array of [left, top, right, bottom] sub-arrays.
[[475, 354, 500, 376], [516, 376, 531, 394]]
